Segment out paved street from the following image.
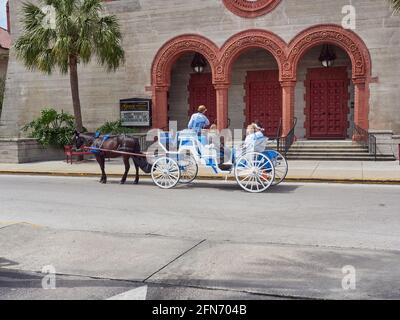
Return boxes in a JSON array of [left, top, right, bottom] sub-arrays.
[[1, 158, 400, 182], [1, 175, 400, 299]]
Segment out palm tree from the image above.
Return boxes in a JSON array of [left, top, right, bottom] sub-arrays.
[[14, 0, 125, 132], [389, 0, 400, 12]]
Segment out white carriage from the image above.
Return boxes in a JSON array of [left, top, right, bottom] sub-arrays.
[[150, 130, 288, 193]]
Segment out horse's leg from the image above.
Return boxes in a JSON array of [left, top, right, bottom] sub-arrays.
[[97, 154, 107, 184], [121, 156, 130, 185], [133, 157, 140, 185], [96, 155, 104, 183]]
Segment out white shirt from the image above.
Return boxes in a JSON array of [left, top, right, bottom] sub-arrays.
[[244, 131, 267, 153]]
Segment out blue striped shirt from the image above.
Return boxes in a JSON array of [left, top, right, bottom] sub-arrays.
[[188, 113, 210, 133]]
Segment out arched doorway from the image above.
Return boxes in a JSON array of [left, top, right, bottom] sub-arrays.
[[286, 25, 372, 138], [227, 48, 282, 137], [151, 34, 219, 130], [151, 26, 371, 141], [218, 30, 287, 134], [168, 53, 217, 130], [294, 44, 353, 140]]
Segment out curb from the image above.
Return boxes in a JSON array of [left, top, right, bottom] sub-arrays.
[[1, 170, 400, 185]]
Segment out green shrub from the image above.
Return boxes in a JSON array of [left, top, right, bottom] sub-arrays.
[[96, 120, 138, 135], [22, 109, 76, 148]]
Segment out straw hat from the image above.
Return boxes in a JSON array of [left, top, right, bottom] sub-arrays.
[[198, 105, 207, 113]]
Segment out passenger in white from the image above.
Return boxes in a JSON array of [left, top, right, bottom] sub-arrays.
[[243, 123, 268, 153]]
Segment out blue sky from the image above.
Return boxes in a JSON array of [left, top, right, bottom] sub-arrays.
[[0, 0, 7, 30]]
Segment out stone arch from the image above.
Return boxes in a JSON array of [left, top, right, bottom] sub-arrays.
[[285, 24, 372, 131], [218, 29, 288, 84], [151, 34, 219, 87], [151, 34, 219, 129], [285, 24, 371, 81], [222, 0, 282, 18]]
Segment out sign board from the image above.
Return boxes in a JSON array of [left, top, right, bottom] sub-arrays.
[[120, 98, 151, 127]]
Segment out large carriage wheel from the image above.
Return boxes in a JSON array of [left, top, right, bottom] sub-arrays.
[[178, 153, 198, 184], [235, 152, 275, 193], [151, 157, 181, 189], [269, 150, 289, 186]]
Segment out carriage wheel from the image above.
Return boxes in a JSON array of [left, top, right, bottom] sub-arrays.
[[269, 151, 289, 186], [178, 154, 198, 184], [235, 152, 275, 193], [151, 157, 181, 189]]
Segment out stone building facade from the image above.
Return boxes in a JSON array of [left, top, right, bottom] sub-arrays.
[[0, 27, 9, 82], [0, 0, 399, 158]]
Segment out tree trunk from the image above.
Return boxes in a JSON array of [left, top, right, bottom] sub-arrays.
[[69, 56, 83, 132]]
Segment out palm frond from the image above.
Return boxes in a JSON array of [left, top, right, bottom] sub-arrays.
[[15, 0, 125, 74], [93, 15, 125, 71], [389, 0, 400, 13]]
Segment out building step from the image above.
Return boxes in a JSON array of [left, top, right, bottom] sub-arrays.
[[293, 140, 355, 145], [291, 144, 366, 148], [287, 152, 373, 156], [289, 148, 369, 152], [287, 155, 396, 161]]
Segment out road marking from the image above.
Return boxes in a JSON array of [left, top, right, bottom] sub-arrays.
[[107, 286, 148, 300], [0, 221, 43, 229]]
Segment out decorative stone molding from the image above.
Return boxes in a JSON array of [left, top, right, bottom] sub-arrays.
[[151, 34, 219, 87], [286, 24, 371, 81], [222, 0, 282, 18], [217, 29, 287, 83], [151, 24, 372, 132]]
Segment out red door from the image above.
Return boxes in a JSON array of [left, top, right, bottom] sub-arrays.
[[245, 70, 282, 137], [188, 73, 216, 126], [306, 67, 350, 139]]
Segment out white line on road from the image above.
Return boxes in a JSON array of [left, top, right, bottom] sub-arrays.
[[107, 286, 148, 300]]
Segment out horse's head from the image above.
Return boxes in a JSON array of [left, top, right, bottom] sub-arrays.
[[73, 130, 93, 149]]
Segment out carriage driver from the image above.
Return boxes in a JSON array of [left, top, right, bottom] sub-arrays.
[[188, 105, 210, 134]]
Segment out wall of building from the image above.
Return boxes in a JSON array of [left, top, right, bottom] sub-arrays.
[[0, 49, 8, 78], [1, 0, 399, 138]]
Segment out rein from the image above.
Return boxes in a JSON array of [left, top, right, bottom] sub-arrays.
[[83, 146, 152, 158]]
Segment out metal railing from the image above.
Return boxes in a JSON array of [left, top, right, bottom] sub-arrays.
[[276, 118, 297, 156], [352, 124, 377, 161], [129, 133, 154, 151]]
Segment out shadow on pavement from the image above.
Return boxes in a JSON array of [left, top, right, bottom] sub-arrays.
[[103, 179, 301, 194]]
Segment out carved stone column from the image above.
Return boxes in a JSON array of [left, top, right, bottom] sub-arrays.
[[353, 78, 369, 132], [280, 80, 296, 136], [215, 83, 230, 130], [152, 86, 169, 130]]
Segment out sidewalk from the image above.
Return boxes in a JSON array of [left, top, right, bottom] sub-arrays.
[[1, 158, 400, 183]]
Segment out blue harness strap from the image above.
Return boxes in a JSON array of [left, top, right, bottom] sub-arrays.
[[90, 135, 111, 153]]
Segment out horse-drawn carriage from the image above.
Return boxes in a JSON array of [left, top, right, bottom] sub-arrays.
[[150, 130, 288, 193], [76, 128, 288, 193]]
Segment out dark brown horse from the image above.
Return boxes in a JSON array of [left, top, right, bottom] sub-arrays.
[[73, 131, 151, 184]]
